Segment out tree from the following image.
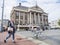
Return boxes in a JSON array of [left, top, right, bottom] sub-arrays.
[[58, 20, 60, 26]]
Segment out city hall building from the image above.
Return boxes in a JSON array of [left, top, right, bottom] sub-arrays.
[[11, 3, 48, 30]]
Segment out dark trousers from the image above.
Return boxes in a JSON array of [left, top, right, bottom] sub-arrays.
[[6, 32, 15, 41]]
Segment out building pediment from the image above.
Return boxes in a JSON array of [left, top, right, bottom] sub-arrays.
[[30, 5, 40, 9], [29, 5, 43, 13]]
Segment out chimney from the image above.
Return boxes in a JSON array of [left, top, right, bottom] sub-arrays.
[[19, 3, 21, 6]]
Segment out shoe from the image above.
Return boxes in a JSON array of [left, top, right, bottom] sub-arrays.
[[4, 40, 6, 43], [13, 41, 16, 43], [12, 40, 16, 43]]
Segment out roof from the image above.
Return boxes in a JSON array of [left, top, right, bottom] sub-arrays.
[[13, 3, 43, 11], [30, 5, 43, 11], [12, 3, 45, 13], [14, 6, 28, 10]]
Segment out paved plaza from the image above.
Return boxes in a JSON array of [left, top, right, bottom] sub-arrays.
[[16, 30, 60, 45], [0, 30, 60, 45], [0, 32, 37, 45]]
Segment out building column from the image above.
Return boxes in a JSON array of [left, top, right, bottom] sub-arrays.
[[19, 12, 20, 25], [30, 12, 32, 25], [17, 12, 20, 31], [42, 14, 44, 28], [33, 14, 35, 24], [14, 11, 16, 23], [38, 13, 40, 25], [31, 14, 33, 25], [27, 13, 29, 25], [34, 13, 36, 24], [29, 12, 32, 30], [27, 13, 30, 25], [23, 13, 25, 25]]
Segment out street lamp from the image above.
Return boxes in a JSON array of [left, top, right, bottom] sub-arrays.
[[1, 0, 4, 32]]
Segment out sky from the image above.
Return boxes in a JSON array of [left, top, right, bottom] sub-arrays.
[[0, 0, 60, 22]]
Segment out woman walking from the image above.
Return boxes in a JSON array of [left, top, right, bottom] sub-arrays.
[[4, 18, 16, 43]]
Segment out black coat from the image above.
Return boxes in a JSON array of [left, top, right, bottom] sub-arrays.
[[8, 21, 15, 33]]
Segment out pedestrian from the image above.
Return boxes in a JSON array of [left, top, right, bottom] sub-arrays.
[[4, 18, 16, 43]]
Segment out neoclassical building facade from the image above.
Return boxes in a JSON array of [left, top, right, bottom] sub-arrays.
[[11, 3, 48, 30]]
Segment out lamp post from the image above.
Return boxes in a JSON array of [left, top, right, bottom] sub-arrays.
[[1, 0, 4, 32]]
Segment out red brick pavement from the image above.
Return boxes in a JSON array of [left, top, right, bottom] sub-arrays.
[[0, 32, 37, 45]]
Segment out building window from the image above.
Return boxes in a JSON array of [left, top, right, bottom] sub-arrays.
[[36, 13, 38, 24], [15, 11, 19, 19], [33, 14, 35, 24], [25, 15, 27, 20], [40, 18, 42, 21], [40, 14, 42, 21], [25, 13, 27, 24], [20, 15, 23, 19], [20, 12, 24, 22], [20, 21, 23, 25], [43, 18, 45, 21], [15, 20, 19, 25]]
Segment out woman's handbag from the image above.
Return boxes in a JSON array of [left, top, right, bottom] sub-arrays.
[[8, 27, 13, 33]]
